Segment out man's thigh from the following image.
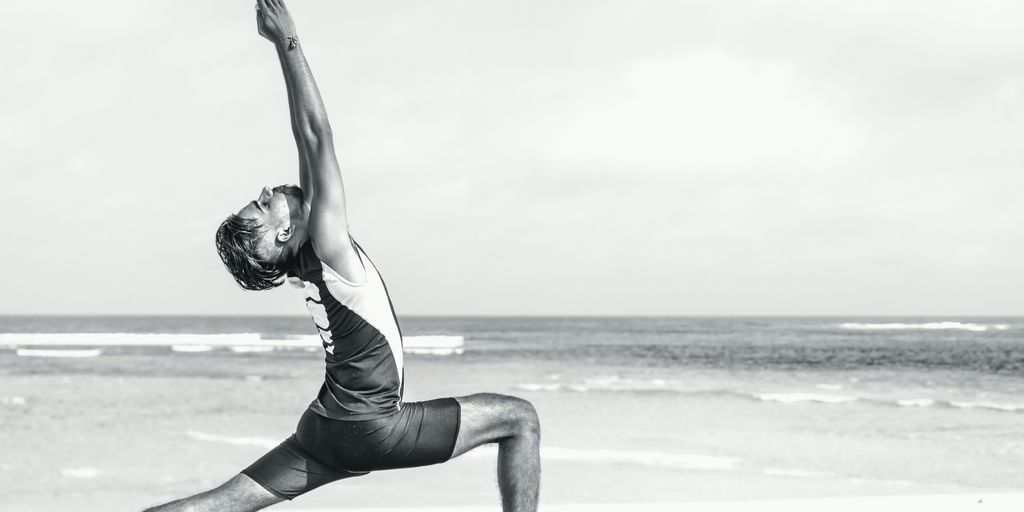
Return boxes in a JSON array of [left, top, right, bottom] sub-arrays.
[[451, 393, 539, 458], [242, 432, 361, 499]]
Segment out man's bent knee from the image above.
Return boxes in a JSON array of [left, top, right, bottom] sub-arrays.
[[507, 396, 540, 439], [461, 393, 539, 438], [452, 393, 541, 457]]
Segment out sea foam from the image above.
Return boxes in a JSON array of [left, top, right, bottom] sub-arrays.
[[517, 377, 863, 405], [230, 346, 275, 353], [756, 393, 857, 404], [559, 375, 681, 393], [513, 378, 1024, 417], [404, 347, 465, 356], [949, 401, 1024, 413], [762, 467, 831, 478], [171, 345, 213, 353], [403, 335, 465, 355], [185, 430, 279, 449], [839, 322, 1009, 332], [465, 445, 739, 471], [1, 396, 26, 406], [517, 383, 563, 392], [16, 348, 101, 358], [2, 333, 266, 347], [61, 467, 101, 478], [1, 333, 465, 355], [896, 398, 936, 408]]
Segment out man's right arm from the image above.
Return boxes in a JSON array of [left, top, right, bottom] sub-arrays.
[[259, 0, 364, 282]]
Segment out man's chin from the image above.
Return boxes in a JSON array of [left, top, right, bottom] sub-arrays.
[[273, 184, 305, 203]]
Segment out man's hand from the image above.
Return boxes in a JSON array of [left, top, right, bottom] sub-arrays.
[[256, 0, 296, 43], [261, 0, 361, 282]]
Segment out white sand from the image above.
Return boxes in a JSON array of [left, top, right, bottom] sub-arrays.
[[284, 494, 1024, 512]]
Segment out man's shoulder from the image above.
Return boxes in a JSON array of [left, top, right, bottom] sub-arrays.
[[310, 234, 367, 285]]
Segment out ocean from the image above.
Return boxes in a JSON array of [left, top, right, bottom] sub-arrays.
[[1, 316, 1022, 510]]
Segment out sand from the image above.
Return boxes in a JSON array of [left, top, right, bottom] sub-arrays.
[[289, 494, 1024, 512], [3, 348, 1022, 511]]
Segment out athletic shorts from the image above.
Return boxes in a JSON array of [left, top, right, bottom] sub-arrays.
[[241, 397, 461, 499]]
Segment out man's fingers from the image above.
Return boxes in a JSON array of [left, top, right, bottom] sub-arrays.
[[256, 0, 269, 12]]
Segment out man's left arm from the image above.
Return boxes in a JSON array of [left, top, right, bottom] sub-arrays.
[[259, 0, 363, 282]]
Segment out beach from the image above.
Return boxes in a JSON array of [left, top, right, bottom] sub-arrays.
[[1, 316, 1022, 511], [299, 495, 1024, 512]]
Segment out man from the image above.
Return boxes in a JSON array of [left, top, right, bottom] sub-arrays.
[[144, 1, 540, 511]]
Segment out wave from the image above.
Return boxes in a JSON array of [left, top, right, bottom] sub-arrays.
[[185, 430, 279, 449], [405, 347, 464, 356], [465, 445, 739, 472], [516, 376, 1024, 415], [546, 375, 681, 393], [516, 378, 863, 408], [896, 398, 935, 407], [404, 335, 464, 355], [61, 467, 101, 478], [517, 383, 563, 392], [861, 397, 1024, 413], [949, 400, 1024, 413], [229, 346, 275, 353], [761, 396, 1024, 414], [762, 467, 832, 478], [1, 396, 26, 406], [839, 322, 1009, 332], [1, 332, 268, 347], [1, 333, 464, 354], [16, 348, 102, 358], [756, 393, 857, 404], [406, 335, 464, 348], [171, 344, 213, 353], [883, 397, 1024, 413], [516, 377, 858, 404]]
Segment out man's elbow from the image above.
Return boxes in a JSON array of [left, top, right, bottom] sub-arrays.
[[300, 117, 333, 144]]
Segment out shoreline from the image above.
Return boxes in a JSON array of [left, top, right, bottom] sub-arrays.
[[7, 493, 1024, 512], [283, 494, 1024, 512]]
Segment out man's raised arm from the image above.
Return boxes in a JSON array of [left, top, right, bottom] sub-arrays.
[[258, 0, 364, 282]]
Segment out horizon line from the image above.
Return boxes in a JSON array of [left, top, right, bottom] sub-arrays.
[[1, 313, 1021, 318]]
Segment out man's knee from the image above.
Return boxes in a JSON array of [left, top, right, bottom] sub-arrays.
[[510, 396, 540, 439], [470, 393, 539, 439]]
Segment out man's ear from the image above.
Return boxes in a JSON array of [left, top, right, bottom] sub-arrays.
[[277, 225, 294, 243]]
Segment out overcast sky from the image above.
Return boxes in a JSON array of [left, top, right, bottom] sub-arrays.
[[2, 0, 1022, 316]]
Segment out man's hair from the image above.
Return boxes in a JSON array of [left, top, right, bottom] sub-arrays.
[[215, 214, 291, 291]]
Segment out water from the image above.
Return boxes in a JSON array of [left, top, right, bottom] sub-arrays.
[[0, 316, 1022, 509], [3, 315, 1020, 369]]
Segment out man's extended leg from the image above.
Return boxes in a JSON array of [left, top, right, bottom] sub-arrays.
[[144, 428, 362, 512], [452, 393, 541, 512], [142, 473, 284, 512]]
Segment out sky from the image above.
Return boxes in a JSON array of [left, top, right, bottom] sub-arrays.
[[1, 0, 1022, 316]]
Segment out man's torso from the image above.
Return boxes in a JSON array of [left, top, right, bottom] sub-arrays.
[[289, 239, 404, 420]]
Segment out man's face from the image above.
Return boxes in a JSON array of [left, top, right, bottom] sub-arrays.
[[237, 184, 305, 255]]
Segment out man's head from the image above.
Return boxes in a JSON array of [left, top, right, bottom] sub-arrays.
[[215, 184, 308, 290]]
